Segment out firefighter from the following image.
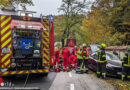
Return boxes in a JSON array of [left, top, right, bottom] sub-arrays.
[[62, 47, 71, 71], [55, 47, 60, 72], [97, 43, 107, 79], [121, 46, 130, 81], [76, 46, 83, 72], [80, 43, 89, 74]]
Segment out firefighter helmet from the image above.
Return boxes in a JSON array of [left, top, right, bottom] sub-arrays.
[[97, 48, 100, 51], [83, 43, 86, 47], [101, 43, 106, 48]]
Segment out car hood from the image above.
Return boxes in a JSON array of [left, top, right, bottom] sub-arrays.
[[107, 59, 122, 68]]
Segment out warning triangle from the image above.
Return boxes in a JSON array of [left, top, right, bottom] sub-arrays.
[[67, 40, 75, 47]]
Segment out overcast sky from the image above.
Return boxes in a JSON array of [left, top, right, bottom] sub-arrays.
[[27, 0, 94, 17], [27, 0, 63, 17]]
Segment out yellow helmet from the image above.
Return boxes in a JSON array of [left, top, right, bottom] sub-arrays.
[[101, 43, 106, 48], [97, 48, 100, 51]]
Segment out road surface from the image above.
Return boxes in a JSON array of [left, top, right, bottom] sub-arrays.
[[2, 72, 56, 90], [2, 71, 115, 90], [49, 71, 115, 90]]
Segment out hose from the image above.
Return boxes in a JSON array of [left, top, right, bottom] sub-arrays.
[[23, 72, 30, 87]]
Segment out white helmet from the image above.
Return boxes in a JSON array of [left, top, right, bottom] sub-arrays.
[[83, 43, 86, 47]]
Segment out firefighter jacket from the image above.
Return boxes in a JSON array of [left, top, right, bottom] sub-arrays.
[[77, 49, 83, 59], [82, 48, 89, 59], [55, 50, 60, 58], [122, 52, 130, 67], [97, 48, 107, 63]]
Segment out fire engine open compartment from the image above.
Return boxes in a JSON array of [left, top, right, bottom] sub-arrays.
[[0, 13, 54, 76]]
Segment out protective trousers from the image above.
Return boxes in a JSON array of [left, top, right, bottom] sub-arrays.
[[122, 66, 130, 80], [77, 59, 82, 70], [63, 57, 69, 71], [97, 63, 106, 78], [80, 59, 88, 73]]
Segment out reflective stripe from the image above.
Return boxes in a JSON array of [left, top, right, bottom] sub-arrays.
[[97, 60, 107, 63], [122, 75, 125, 78], [123, 64, 130, 67], [80, 62, 84, 70], [102, 55, 106, 57], [128, 55, 130, 65], [97, 72, 100, 74], [124, 56, 127, 58], [127, 75, 130, 78], [86, 68, 88, 70], [102, 73, 106, 75]]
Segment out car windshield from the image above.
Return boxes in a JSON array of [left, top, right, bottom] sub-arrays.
[[106, 53, 120, 61], [90, 52, 120, 61]]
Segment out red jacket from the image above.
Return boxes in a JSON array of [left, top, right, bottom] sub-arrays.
[[62, 48, 71, 58], [72, 48, 77, 56], [55, 50, 60, 58]]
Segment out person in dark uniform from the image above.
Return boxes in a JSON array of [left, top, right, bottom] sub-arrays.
[[121, 46, 130, 81], [97, 43, 107, 79], [80, 43, 89, 74]]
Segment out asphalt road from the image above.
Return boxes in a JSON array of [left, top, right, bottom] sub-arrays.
[[2, 72, 57, 90], [2, 71, 116, 90]]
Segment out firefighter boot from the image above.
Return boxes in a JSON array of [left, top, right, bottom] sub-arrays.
[[80, 70, 83, 74], [85, 70, 88, 74]]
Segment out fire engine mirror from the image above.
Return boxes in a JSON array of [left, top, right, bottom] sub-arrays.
[[2, 48, 11, 54]]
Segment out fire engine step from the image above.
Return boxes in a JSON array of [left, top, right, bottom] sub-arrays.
[[0, 87, 40, 90]]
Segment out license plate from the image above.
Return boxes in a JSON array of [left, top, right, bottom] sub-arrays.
[[2, 48, 11, 54]]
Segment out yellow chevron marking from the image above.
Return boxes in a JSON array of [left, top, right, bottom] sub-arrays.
[[43, 50, 49, 55], [1, 15, 6, 20], [4, 59, 10, 66], [8, 44, 12, 48], [1, 24, 10, 35], [2, 54, 10, 62], [1, 30, 11, 41], [44, 30, 49, 36], [1, 37, 11, 48], [31, 70, 36, 73], [45, 70, 49, 72], [42, 32, 44, 37], [1, 17, 11, 27], [43, 23, 49, 30], [44, 54, 49, 60], [43, 44, 49, 49], [18, 71, 24, 74], [44, 37, 49, 42], [11, 71, 16, 74], [39, 70, 43, 73], [2, 72, 8, 75]]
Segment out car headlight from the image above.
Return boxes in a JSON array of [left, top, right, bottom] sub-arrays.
[[0, 82, 4, 87]]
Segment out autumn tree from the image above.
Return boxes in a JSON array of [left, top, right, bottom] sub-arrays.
[[81, 0, 130, 45], [0, 0, 33, 10], [58, 0, 90, 47]]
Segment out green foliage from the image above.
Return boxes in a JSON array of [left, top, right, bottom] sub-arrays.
[[0, 0, 33, 10], [81, 0, 129, 46]]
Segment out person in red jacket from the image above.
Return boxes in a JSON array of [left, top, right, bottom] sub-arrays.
[[69, 54, 77, 68], [55, 48, 60, 72], [62, 47, 71, 71], [72, 46, 78, 68]]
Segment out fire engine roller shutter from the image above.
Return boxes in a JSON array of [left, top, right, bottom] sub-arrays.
[[41, 19, 50, 66], [0, 15, 12, 68]]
